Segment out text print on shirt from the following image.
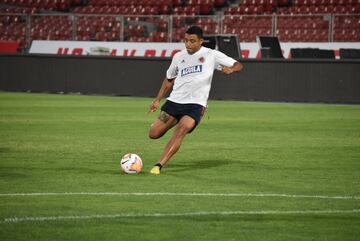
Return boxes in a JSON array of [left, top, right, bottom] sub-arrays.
[[180, 65, 203, 77]]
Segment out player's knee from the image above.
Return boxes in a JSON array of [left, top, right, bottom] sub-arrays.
[[177, 123, 194, 135], [148, 129, 163, 139], [148, 131, 158, 139]]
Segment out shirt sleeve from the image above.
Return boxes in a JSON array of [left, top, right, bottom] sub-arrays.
[[213, 49, 237, 69], [166, 54, 179, 79]]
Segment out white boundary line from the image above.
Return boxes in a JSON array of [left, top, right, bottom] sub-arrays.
[[0, 192, 359, 200], [2, 209, 360, 224]]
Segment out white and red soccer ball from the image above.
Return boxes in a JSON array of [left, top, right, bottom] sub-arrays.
[[120, 153, 143, 174]]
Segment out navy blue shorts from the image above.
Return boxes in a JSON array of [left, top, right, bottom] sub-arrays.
[[161, 100, 206, 133]]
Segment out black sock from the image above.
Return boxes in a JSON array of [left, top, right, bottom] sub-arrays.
[[155, 163, 163, 170]]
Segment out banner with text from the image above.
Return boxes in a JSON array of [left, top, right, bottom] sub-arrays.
[[30, 40, 360, 59], [30, 41, 184, 57]]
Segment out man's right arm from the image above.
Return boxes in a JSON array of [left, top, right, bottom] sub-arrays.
[[148, 78, 174, 113]]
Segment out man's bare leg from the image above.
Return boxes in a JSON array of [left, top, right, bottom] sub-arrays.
[[158, 116, 196, 167], [149, 111, 177, 139]]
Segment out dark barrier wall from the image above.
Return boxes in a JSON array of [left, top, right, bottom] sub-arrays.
[[1, 54, 359, 103]]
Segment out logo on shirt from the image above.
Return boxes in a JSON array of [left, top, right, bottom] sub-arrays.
[[199, 57, 205, 63], [181, 65, 202, 77]]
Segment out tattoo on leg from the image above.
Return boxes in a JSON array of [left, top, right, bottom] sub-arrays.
[[159, 111, 171, 123]]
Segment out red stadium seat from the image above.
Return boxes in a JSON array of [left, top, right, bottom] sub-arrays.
[[159, 5, 170, 14], [172, 0, 182, 6], [214, 0, 226, 7]]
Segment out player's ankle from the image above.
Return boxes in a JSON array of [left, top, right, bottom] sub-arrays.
[[155, 162, 163, 170]]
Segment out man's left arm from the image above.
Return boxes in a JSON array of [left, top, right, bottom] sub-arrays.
[[221, 61, 243, 74]]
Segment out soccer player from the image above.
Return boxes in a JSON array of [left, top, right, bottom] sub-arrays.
[[148, 26, 243, 175]]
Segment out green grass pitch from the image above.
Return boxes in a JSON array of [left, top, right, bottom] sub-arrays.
[[0, 91, 359, 241]]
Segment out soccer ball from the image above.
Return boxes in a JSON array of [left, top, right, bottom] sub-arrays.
[[120, 153, 143, 174]]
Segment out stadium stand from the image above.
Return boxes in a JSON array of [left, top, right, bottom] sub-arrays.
[[276, 16, 330, 42], [223, 15, 272, 42], [0, 0, 359, 52]]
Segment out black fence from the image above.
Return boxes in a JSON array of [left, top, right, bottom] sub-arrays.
[[1, 54, 359, 104]]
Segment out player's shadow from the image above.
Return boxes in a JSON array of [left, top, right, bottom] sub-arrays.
[[166, 159, 233, 173]]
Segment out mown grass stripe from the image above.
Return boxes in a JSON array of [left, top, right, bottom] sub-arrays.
[[0, 192, 359, 200], [3, 209, 360, 224]]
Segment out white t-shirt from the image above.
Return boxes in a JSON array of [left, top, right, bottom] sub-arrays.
[[166, 46, 237, 107]]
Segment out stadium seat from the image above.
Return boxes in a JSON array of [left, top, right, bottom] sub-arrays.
[[172, 0, 182, 6], [214, 0, 226, 7]]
